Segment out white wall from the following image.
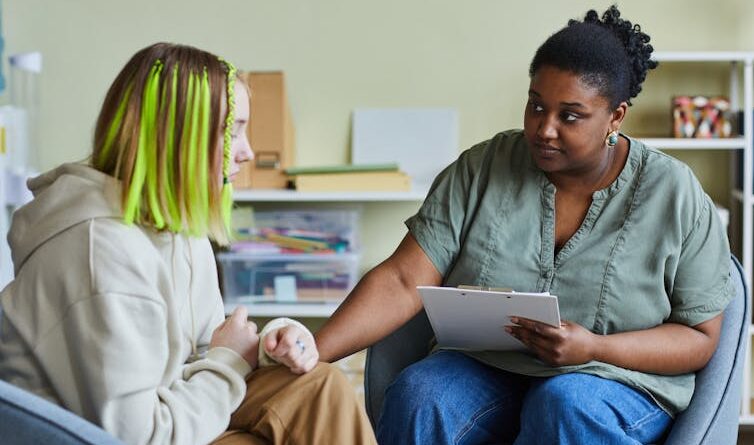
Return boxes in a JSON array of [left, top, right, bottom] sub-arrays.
[[5, 0, 753, 269]]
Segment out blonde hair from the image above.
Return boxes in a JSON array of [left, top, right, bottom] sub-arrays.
[[92, 42, 237, 245]]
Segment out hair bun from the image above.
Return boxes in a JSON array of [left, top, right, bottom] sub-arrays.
[[588, 5, 658, 101]]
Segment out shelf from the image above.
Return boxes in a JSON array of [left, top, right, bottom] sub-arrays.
[[741, 415, 754, 426], [224, 301, 340, 318], [732, 189, 754, 205], [653, 51, 754, 63], [233, 188, 428, 202], [217, 251, 360, 261], [639, 137, 745, 150]]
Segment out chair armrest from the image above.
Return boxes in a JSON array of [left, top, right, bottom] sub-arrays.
[[0, 380, 123, 445], [364, 310, 434, 427], [663, 255, 747, 445]]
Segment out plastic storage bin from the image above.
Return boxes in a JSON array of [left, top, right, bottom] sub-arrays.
[[218, 252, 359, 303], [233, 209, 360, 254]]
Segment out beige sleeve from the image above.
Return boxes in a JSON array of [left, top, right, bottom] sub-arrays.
[[34, 292, 250, 445], [257, 317, 315, 367]]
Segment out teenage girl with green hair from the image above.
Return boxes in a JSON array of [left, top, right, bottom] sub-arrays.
[[0, 43, 376, 445]]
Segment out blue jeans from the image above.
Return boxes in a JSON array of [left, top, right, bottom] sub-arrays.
[[376, 350, 672, 445]]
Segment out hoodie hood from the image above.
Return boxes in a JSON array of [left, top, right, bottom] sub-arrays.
[[8, 163, 123, 274]]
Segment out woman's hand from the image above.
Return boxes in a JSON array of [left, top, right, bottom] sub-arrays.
[[210, 306, 260, 370], [264, 325, 319, 374], [506, 317, 597, 366]]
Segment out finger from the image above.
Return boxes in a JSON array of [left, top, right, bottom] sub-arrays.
[[268, 328, 296, 358], [291, 347, 318, 373], [247, 321, 258, 334], [292, 356, 318, 375], [229, 306, 248, 326], [512, 317, 560, 338], [284, 335, 314, 370], [276, 327, 301, 357], [510, 316, 541, 330], [514, 316, 560, 330], [264, 329, 280, 353], [514, 328, 562, 365], [506, 325, 537, 341], [247, 324, 259, 339], [509, 325, 547, 352], [297, 340, 317, 366], [505, 326, 527, 349], [508, 325, 545, 350], [276, 355, 296, 371], [288, 356, 307, 373], [301, 356, 319, 373]]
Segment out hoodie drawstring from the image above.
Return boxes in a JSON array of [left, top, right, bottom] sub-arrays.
[[187, 240, 198, 359], [172, 234, 198, 360]]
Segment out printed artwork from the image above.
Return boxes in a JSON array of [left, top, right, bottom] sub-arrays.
[[673, 96, 733, 138]]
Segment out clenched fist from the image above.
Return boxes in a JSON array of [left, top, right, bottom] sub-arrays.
[[264, 325, 319, 374]]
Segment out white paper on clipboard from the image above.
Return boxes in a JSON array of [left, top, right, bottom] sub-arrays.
[[417, 286, 561, 351]]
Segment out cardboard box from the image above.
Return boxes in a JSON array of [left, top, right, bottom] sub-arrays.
[[234, 72, 295, 189]]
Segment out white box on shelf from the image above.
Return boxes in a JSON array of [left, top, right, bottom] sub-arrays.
[[351, 108, 458, 190], [218, 252, 360, 304]]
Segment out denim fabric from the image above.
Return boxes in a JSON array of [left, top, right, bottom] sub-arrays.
[[376, 351, 671, 445]]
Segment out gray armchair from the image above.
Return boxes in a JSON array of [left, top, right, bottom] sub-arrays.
[[0, 379, 122, 444], [364, 255, 748, 444]]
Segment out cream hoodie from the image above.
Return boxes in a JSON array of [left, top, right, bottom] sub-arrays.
[[0, 163, 311, 445]]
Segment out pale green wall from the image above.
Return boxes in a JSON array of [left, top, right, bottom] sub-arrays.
[[5, 0, 754, 271]]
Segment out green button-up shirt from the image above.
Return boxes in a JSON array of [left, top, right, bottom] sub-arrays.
[[406, 129, 734, 416]]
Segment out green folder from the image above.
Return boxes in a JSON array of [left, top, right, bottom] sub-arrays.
[[285, 163, 399, 176]]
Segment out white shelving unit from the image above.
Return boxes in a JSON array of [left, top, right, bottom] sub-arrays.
[[645, 51, 754, 424]]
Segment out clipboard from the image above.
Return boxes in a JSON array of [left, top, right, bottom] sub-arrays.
[[417, 286, 561, 351]]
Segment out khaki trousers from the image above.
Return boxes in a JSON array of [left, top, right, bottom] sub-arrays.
[[212, 363, 376, 445]]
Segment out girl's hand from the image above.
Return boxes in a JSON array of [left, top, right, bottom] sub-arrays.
[[264, 325, 319, 374], [210, 306, 260, 370]]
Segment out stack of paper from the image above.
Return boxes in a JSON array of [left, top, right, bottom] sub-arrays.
[[286, 163, 410, 192]]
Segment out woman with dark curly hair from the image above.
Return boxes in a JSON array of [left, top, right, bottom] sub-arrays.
[[315, 5, 733, 444]]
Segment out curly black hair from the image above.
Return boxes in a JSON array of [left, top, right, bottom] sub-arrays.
[[529, 5, 658, 107]]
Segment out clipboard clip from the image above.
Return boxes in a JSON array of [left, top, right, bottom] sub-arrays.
[[457, 285, 515, 292]]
